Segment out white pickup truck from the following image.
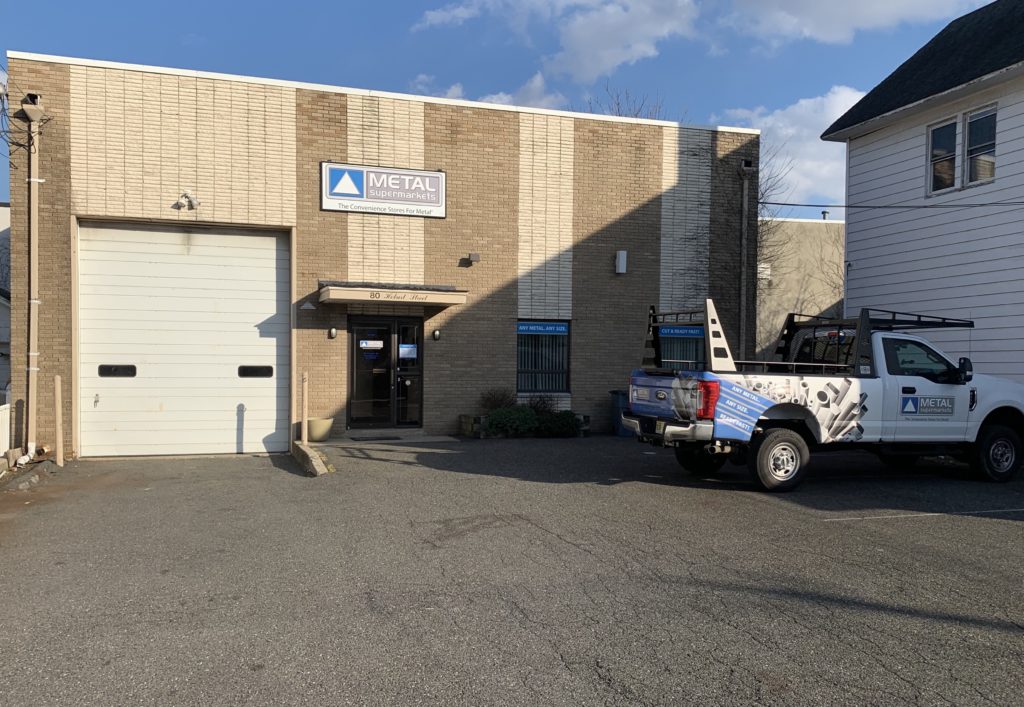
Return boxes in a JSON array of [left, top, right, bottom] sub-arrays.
[[621, 300, 1024, 490]]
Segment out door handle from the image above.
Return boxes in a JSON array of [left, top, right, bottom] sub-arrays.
[[902, 386, 916, 394]]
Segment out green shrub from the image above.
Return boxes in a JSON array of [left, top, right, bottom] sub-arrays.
[[479, 387, 517, 412], [485, 405, 538, 437], [536, 410, 581, 438], [526, 394, 557, 416]]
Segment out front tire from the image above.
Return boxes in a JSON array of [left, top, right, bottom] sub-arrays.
[[972, 424, 1023, 482], [748, 428, 810, 491], [674, 445, 727, 477]]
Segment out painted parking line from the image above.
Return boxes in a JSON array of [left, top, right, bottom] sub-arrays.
[[821, 508, 1024, 522]]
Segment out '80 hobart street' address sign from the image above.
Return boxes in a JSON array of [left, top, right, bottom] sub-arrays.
[[321, 162, 446, 218]]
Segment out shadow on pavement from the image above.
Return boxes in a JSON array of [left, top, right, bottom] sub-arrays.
[[694, 579, 1024, 635], [324, 437, 1024, 521]]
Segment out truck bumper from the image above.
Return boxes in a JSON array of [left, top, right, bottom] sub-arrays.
[[620, 413, 714, 445]]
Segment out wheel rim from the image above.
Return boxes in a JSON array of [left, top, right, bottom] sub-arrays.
[[768, 442, 800, 481], [989, 439, 1016, 473]]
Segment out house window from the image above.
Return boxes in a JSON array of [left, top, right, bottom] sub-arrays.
[[929, 120, 957, 193], [517, 321, 569, 393], [966, 107, 996, 184]]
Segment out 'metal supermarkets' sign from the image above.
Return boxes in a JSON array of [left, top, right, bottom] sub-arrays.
[[321, 162, 446, 218]]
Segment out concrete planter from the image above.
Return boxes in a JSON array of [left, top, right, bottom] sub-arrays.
[[458, 414, 489, 438], [307, 417, 335, 443]]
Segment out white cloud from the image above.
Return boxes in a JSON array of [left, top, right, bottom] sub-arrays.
[[549, 0, 698, 82], [415, 1, 989, 77], [479, 72, 567, 109], [414, 1, 699, 83], [410, 73, 466, 99], [724, 0, 989, 45], [721, 85, 866, 208]]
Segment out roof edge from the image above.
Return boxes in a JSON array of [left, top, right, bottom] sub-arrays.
[[7, 50, 760, 136], [822, 59, 1024, 142]]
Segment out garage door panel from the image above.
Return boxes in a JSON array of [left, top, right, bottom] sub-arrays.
[[79, 324, 291, 342], [79, 223, 291, 456], [79, 263, 287, 287], [81, 413, 288, 430], [85, 434, 292, 457], [78, 399, 288, 416], [80, 336, 286, 352], [75, 309, 291, 325], [80, 295, 287, 315]]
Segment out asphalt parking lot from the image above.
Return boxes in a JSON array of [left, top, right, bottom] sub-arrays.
[[1, 437, 1022, 705]]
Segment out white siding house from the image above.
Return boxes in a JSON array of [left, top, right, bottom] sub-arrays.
[[824, 0, 1024, 382]]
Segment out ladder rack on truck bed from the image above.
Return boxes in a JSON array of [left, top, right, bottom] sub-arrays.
[[645, 300, 975, 378]]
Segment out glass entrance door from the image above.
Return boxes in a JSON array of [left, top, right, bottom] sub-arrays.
[[350, 318, 423, 428]]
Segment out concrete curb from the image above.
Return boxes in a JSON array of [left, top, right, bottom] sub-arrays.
[[291, 442, 334, 477]]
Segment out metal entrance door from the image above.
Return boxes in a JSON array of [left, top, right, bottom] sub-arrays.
[[350, 318, 423, 428]]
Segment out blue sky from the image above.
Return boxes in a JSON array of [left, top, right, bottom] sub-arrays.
[[1, 0, 990, 217]]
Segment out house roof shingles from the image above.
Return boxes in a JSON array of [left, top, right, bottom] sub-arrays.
[[822, 0, 1024, 140]]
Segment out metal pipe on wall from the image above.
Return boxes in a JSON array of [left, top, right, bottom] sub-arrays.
[[739, 170, 750, 360], [24, 105, 45, 456]]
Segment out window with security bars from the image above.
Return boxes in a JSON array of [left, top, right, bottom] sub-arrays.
[[517, 324, 569, 393], [659, 337, 704, 370]]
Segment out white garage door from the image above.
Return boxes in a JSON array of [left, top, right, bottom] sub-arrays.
[[78, 223, 290, 456]]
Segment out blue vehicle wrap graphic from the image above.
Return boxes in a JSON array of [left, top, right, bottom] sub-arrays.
[[709, 373, 775, 441], [628, 368, 872, 444]]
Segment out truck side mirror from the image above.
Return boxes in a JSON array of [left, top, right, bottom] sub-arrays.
[[958, 357, 973, 383]]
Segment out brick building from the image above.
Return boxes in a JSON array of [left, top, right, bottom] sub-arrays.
[[5, 51, 759, 457]]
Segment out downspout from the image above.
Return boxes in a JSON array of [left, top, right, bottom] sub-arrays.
[[738, 162, 753, 359], [21, 96, 46, 460]]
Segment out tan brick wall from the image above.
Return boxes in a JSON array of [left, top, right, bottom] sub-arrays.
[[571, 120, 663, 432], [518, 113, 574, 320], [294, 90, 348, 435], [68, 65, 296, 226], [423, 104, 519, 434], [709, 131, 760, 359], [7, 59, 73, 456], [660, 126, 713, 311], [346, 96, 425, 284]]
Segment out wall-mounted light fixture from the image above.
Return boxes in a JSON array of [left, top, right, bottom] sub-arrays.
[[432, 329, 441, 341], [614, 250, 628, 275], [175, 191, 201, 210], [328, 327, 338, 339]]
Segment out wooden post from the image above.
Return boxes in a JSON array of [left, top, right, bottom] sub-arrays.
[[301, 372, 309, 445], [54, 375, 64, 467]]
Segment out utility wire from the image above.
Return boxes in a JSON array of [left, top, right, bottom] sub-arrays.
[[762, 200, 1024, 210]]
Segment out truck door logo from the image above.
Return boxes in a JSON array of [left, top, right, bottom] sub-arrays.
[[901, 396, 954, 415]]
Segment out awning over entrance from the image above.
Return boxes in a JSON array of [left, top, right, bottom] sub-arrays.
[[318, 280, 468, 307]]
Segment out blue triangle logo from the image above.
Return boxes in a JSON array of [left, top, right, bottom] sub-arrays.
[[902, 397, 917, 414], [328, 167, 364, 198]]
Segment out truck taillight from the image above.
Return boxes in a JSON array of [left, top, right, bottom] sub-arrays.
[[697, 381, 720, 420]]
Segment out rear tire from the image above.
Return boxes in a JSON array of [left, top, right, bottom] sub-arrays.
[[972, 424, 1023, 482], [674, 445, 727, 477], [748, 428, 810, 492]]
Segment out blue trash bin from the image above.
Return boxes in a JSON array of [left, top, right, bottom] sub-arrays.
[[609, 390, 632, 437]]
